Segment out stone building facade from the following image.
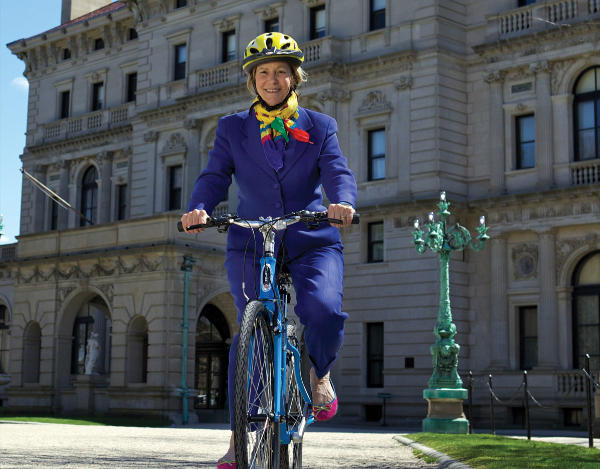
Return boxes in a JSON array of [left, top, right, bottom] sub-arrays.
[[1, 0, 599, 429]]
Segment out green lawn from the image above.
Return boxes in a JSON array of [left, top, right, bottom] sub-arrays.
[[0, 415, 171, 427], [407, 433, 599, 469]]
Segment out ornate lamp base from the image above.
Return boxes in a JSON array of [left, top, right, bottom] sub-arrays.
[[422, 388, 469, 434]]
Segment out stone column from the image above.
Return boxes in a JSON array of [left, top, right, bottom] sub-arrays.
[[490, 236, 509, 369], [57, 160, 70, 230], [395, 75, 412, 200], [184, 118, 202, 202], [556, 287, 572, 370], [97, 151, 113, 224], [531, 61, 554, 190], [536, 229, 560, 369], [484, 71, 506, 195]]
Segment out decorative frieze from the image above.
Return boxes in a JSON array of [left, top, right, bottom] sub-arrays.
[[160, 133, 187, 156], [357, 91, 392, 116]]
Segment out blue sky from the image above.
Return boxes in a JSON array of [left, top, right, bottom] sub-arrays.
[[0, 1, 63, 244]]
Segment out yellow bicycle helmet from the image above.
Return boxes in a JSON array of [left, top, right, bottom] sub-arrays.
[[242, 32, 304, 73]]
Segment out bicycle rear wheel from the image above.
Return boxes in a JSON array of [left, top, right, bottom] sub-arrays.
[[234, 300, 279, 469], [280, 324, 304, 469]]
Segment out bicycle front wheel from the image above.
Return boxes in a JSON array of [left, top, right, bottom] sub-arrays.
[[234, 300, 279, 469]]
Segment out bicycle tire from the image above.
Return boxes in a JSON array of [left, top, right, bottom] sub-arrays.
[[280, 325, 304, 469], [234, 300, 280, 469]]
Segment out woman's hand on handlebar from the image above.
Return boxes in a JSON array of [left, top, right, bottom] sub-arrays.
[[327, 203, 355, 229], [180, 209, 208, 233]]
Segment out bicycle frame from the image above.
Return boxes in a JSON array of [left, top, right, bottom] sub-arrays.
[[239, 216, 314, 446]]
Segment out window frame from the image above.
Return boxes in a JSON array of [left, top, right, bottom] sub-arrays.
[[515, 113, 535, 170], [518, 305, 538, 370], [368, 128, 386, 181], [310, 4, 326, 40], [366, 322, 384, 388], [264, 17, 279, 33], [126, 72, 137, 103], [168, 164, 183, 211], [59, 89, 71, 119], [80, 166, 98, 226], [367, 221, 384, 263], [369, 0, 386, 31], [174, 43, 187, 81], [573, 66, 600, 162], [221, 30, 237, 63], [91, 81, 104, 111], [94, 37, 105, 51], [116, 184, 128, 221]]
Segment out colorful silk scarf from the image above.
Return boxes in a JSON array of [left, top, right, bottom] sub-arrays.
[[253, 92, 312, 171]]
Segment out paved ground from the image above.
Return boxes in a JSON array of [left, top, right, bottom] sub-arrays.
[[0, 422, 437, 469]]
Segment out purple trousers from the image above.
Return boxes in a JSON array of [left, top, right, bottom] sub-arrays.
[[225, 243, 348, 429]]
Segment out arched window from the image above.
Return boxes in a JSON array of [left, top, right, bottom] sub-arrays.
[[126, 316, 148, 384], [80, 166, 98, 226], [573, 66, 600, 161], [70, 297, 111, 375], [0, 305, 10, 375], [195, 304, 230, 410], [22, 321, 41, 384], [572, 251, 600, 370]]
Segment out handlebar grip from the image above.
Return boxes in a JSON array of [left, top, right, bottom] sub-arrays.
[[177, 220, 213, 232]]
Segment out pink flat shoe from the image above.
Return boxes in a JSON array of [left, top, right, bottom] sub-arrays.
[[312, 395, 338, 422], [216, 458, 236, 469], [312, 379, 338, 422]]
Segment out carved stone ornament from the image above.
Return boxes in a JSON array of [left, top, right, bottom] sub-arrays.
[[529, 60, 550, 75], [161, 132, 187, 155], [183, 118, 201, 130], [516, 103, 528, 112], [511, 243, 538, 280], [358, 91, 392, 115], [213, 15, 241, 32], [143, 130, 158, 142], [395, 75, 413, 90], [316, 89, 351, 104], [484, 70, 505, 84]]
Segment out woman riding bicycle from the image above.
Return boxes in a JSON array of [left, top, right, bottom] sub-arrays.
[[180, 31, 357, 469]]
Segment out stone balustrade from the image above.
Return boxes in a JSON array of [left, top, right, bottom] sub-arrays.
[[570, 159, 600, 185], [40, 103, 133, 145], [491, 0, 600, 38]]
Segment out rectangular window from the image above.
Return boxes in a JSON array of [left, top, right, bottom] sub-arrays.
[[49, 200, 58, 230], [168, 165, 183, 211], [367, 322, 384, 387], [174, 43, 187, 80], [94, 38, 105, 51], [63, 48, 71, 60], [117, 184, 127, 220], [368, 128, 386, 180], [128, 28, 138, 40], [222, 30, 236, 63], [92, 82, 104, 111], [368, 221, 384, 263], [60, 90, 70, 119], [519, 306, 538, 370], [310, 5, 326, 39], [265, 17, 279, 33], [518, 0, 536, 6], [126, 72, 137, 103], [516, 114, 535, 169], [175, 0, 187, 7], [370, 0, 385, 31]]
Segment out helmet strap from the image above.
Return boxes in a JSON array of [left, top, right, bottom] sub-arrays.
[[255, 87, 295, 112]]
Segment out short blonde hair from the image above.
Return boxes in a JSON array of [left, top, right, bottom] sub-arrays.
[[246, 62, 308, 96]]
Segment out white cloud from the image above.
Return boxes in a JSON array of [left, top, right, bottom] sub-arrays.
[[11, 76, 29, 91]]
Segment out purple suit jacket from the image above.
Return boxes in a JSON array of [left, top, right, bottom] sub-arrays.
[[187, 106, 357, 259]]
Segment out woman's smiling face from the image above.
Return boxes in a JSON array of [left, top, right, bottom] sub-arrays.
[[254, 61, 293, 107]]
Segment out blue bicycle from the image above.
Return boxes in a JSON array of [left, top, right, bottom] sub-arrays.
[[179, 210, 358, 469]]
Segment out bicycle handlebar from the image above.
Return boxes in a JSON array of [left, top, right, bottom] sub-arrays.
[[177, 210, 360, 232]]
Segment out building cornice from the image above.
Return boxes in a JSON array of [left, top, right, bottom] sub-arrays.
[[26, 125, 132, 156]]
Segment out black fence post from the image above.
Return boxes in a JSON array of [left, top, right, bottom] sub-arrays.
[[523, 370, 531, 440], [585, 354, 594, 449], [468, 370, 473, 434], [489, 374, 495, 435]]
